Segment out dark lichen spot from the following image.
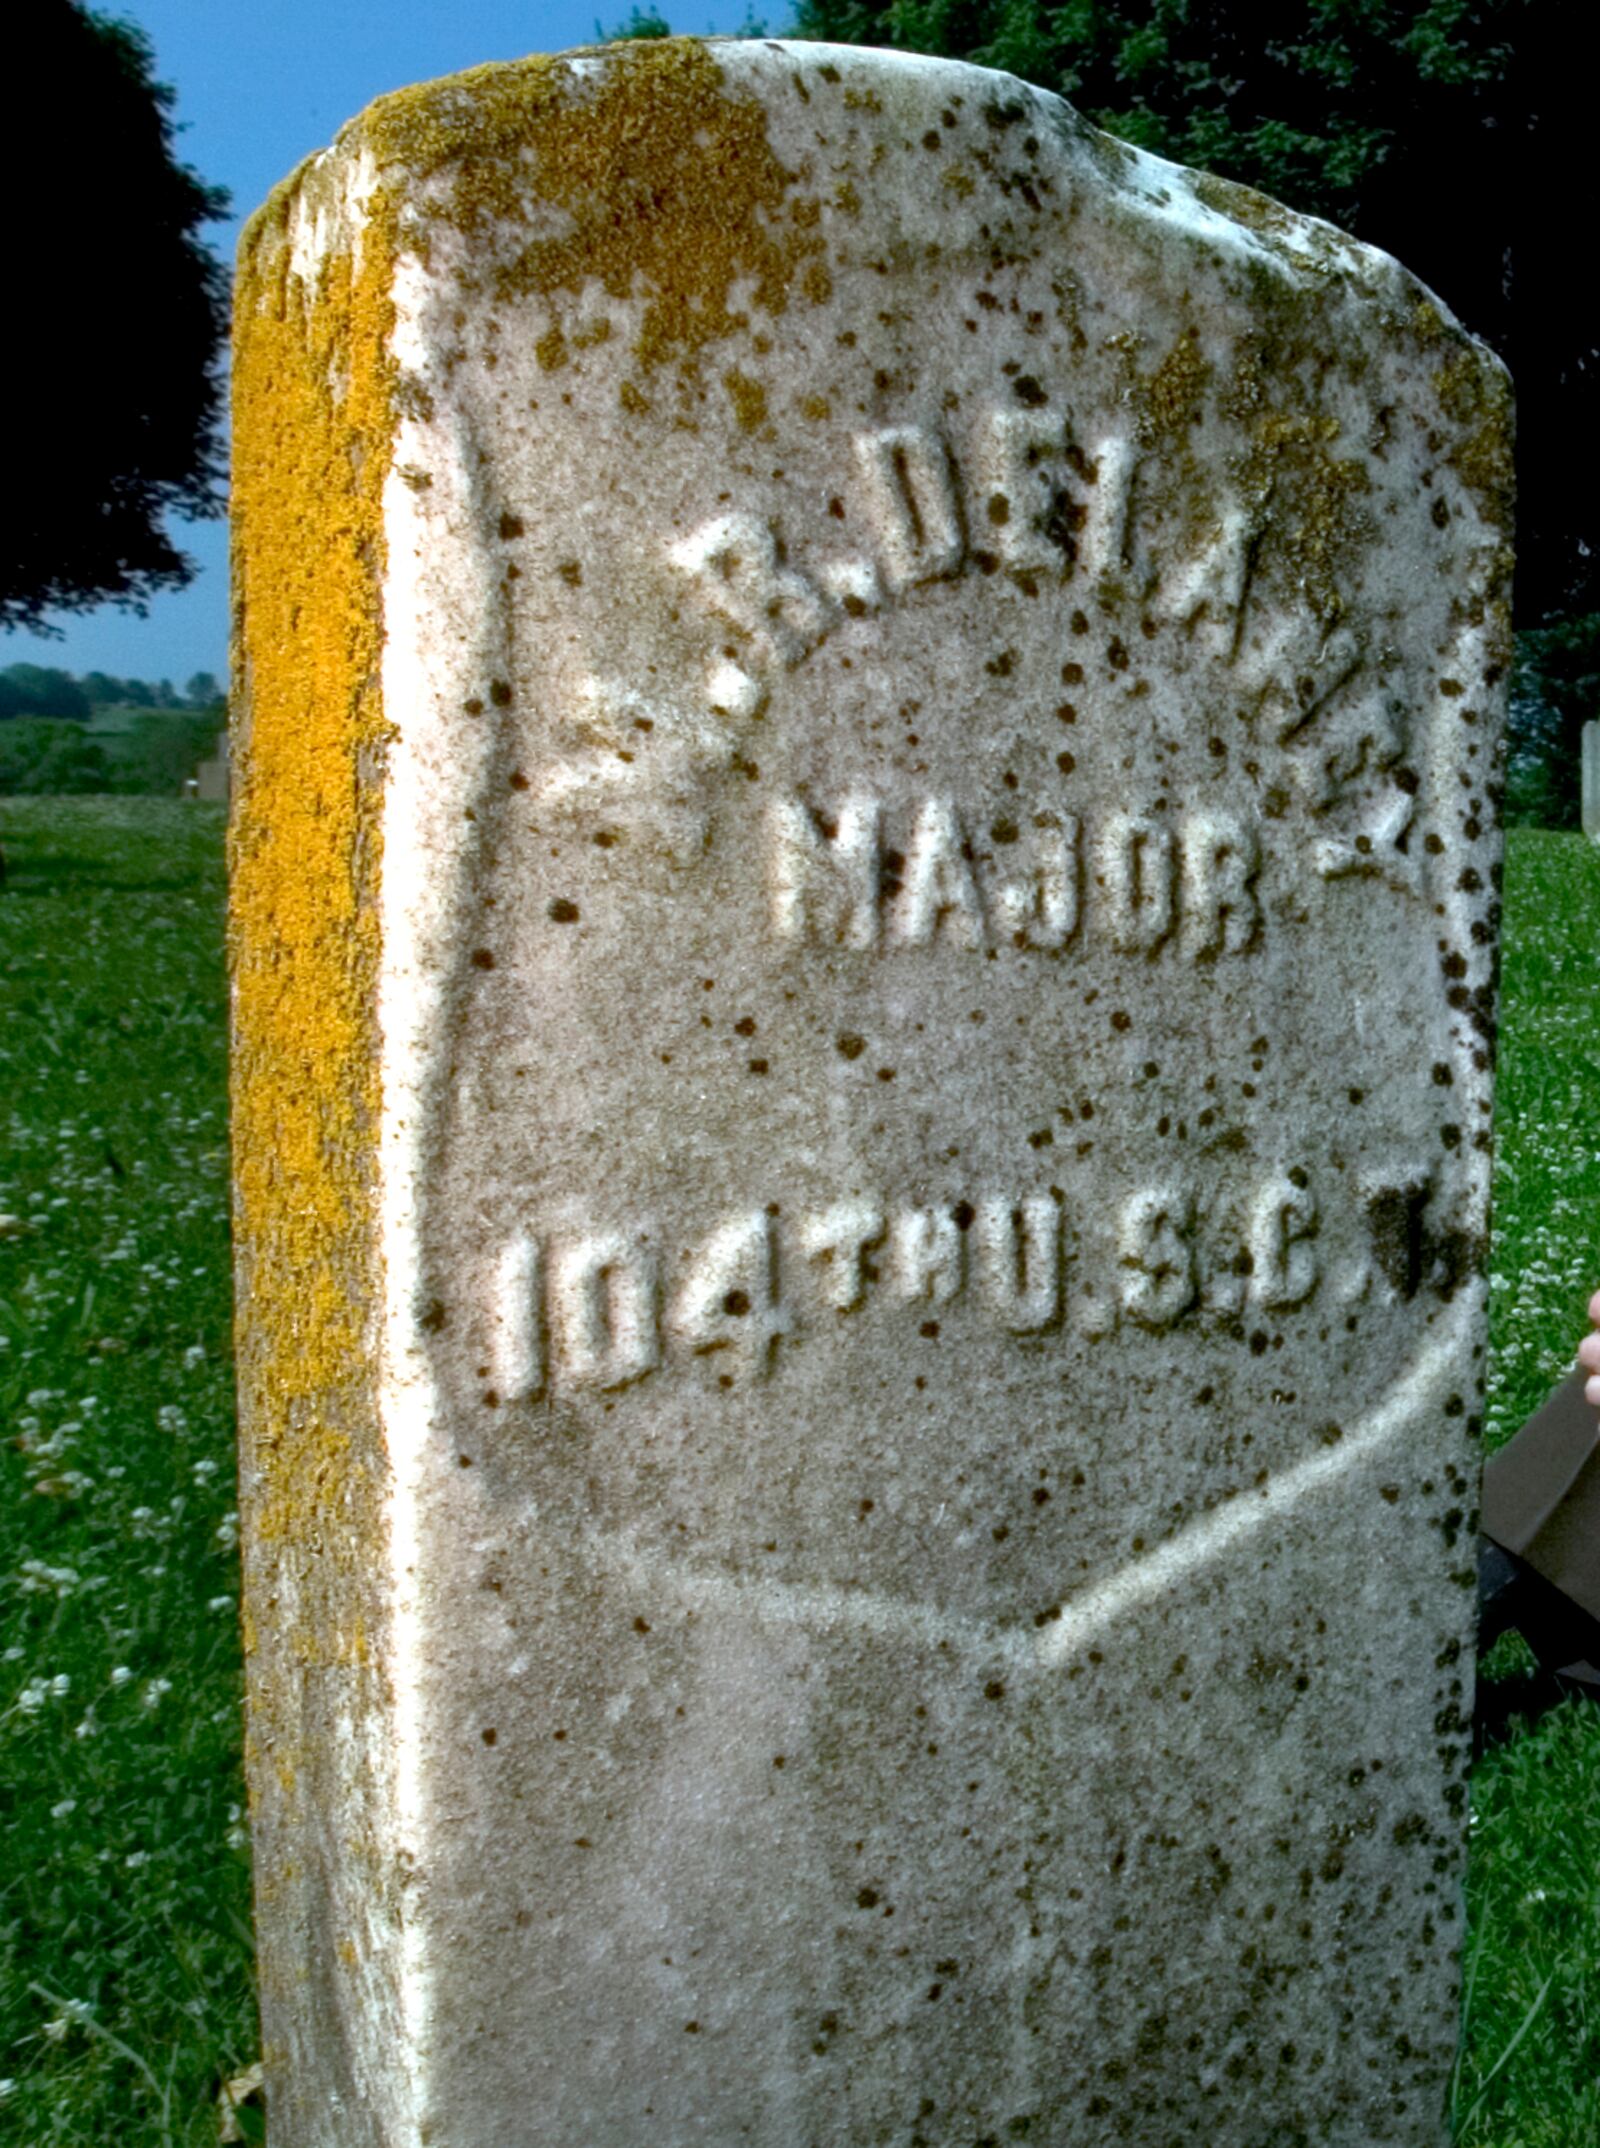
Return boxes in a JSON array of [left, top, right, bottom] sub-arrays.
[[548, 897, 580, 923]]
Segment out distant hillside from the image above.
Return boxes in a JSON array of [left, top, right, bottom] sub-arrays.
[[0, 665, 225, 794]]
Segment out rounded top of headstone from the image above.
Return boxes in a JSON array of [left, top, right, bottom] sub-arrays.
[[244, 39, 1504, 451]]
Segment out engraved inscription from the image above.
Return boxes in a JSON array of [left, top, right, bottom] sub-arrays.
[[854, 426, 964, 592], [770, 792, 880, 949], [667, 394, 1296, 712], [667, 1211, 796, 1378], [770, 795, 1259, 958], [549, 1232, 659, 1391], [486, 1170, 1341, 1395], [643, 390, 1434, 904]]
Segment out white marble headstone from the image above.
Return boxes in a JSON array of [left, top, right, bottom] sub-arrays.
[[231, 38, 1510, 2147]]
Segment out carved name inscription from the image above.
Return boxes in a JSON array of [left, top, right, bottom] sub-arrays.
[[770, 794, 1261, 955], [531, 389, 1437, 895], [487, 1169, 1339, 1398], [671, 405, 1166, 721]]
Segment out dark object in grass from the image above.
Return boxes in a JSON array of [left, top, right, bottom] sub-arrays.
[[1479, 1366, 1600, 1697]]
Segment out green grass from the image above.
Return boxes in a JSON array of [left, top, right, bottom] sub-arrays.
[[0, 800, 1598, 2141], [1456, 828, 1600, 2147], [0, 800, 251, 2142]]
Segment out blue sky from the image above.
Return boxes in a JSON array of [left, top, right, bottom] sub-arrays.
[[4, 0, 760, 687]]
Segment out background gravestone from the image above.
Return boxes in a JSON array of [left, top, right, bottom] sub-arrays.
[[230, 38, 1510, 2147], [1583, 720, 1599, 841]]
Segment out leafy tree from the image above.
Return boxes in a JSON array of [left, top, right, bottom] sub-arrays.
[[789, 0, 1587, 630], [0, 665, 91, 720], [1506, 612, 1600, 827], [0, 720, 110, 795], [1, 3, 228, 632], [605, 4, 674, 32], [185, 670, 223, 709], [110, 709, 224, 794], [83, 670, 128, 708]]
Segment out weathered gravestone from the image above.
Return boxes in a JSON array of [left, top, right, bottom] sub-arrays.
[[230, 38, 1510, 2148], [1583, 720, 1600, 841]]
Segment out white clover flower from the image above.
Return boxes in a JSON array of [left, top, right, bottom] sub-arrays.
[[0, 2076, 16, 2099], [208, 1595, 234, 1614], [182, 1344, 206, 1370], [42, 2017, 69, 2043], [156, 1405, 188, 1434], [109, 1666, 133, 1688], [142, 1677, 173, 1710], [74, 1712, 98, 1741], [51, 1799, 77, 1821], [2, 1645, 22, 1663], [125, 1850, 149, 1869], [49, 1674, 69, 1699], [192, 1458, 219, 1481]]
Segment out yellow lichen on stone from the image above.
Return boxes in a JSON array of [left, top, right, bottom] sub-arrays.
[[229, 168, 407, 2121], [1137, 325, 1211, 443], [230, 194, 395, 1572], [360, 39, 826, 379], [1435, 347, 1516, 529], [1191, 170, 1296, 243], [724, 366, 769, 432]]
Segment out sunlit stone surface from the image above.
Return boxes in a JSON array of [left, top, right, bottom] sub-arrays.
[[231, 37, 1510, 2147]]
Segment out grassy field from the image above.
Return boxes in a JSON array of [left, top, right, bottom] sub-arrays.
[[0, 799, 1598, 2143], [0, 802, 251, 2143]]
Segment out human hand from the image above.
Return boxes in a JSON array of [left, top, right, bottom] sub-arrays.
[[1578, 1288, 1600, 1407]]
